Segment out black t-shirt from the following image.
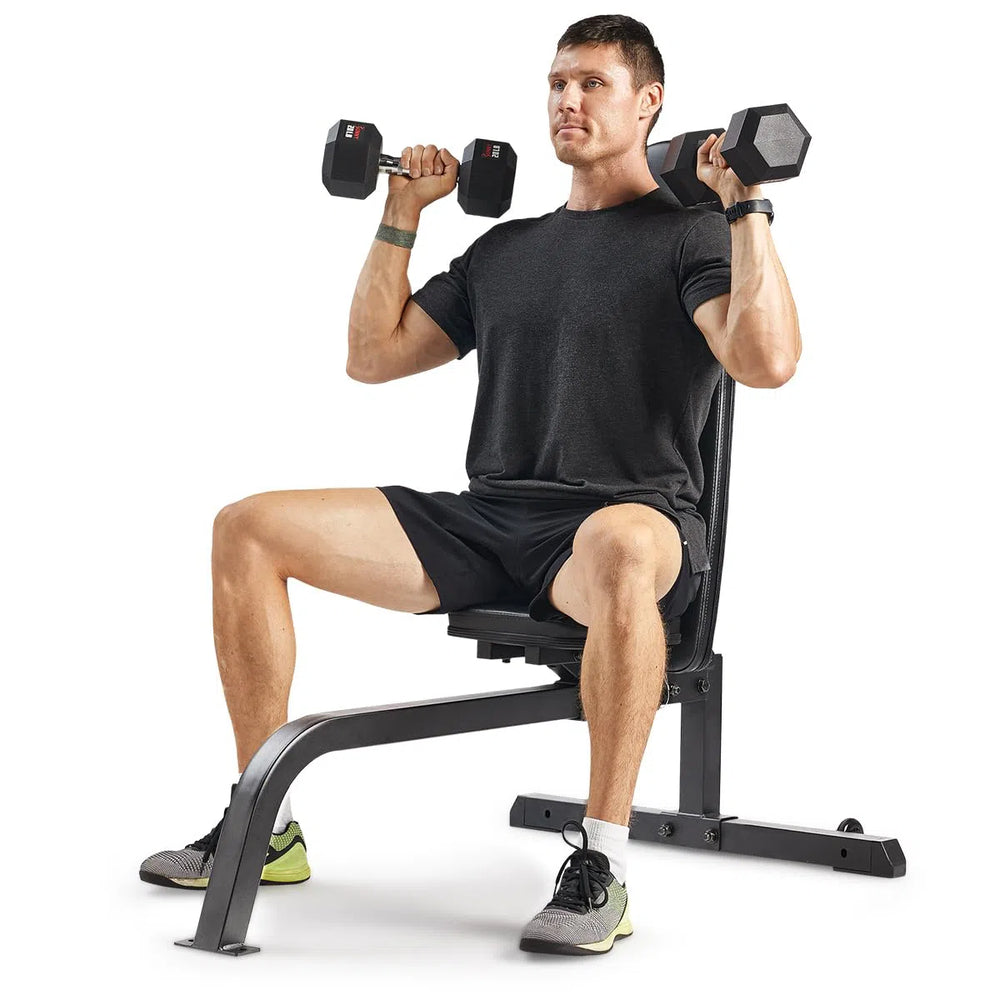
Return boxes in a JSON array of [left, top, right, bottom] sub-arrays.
[[410, 187, 732, 575]]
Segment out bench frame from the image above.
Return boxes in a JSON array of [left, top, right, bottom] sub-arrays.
[[175, 370, 905, 957]]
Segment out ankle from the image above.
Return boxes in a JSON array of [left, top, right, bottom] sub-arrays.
[[235, 773, 294, 834], [566, 815, 630, 884]]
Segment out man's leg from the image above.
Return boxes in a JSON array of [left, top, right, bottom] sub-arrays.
[[546, 503, 683, 826], [212, 487, 441, 771]]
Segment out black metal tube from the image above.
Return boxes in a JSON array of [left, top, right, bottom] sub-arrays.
[[179, 680, 580, 955], [679, 654, 722, 815], [510, 795, 905, 878]]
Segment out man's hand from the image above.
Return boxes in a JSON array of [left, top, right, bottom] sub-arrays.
[[387, 144, 459, 213], [695, 132, 764, 209]]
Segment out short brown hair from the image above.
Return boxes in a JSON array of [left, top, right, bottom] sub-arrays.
[[556, 14, 665, 143]]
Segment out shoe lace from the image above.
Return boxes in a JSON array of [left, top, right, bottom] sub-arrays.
[[549, 820, 611, 914], [183, 783, 237, 873]]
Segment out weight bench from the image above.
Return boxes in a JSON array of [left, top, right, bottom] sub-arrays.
[[175, 370, 906, 957]]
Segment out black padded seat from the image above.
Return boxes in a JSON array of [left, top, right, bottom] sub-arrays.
[[448, 601, 682, 654]]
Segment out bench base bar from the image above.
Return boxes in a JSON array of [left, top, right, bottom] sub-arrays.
[[510, 793, 906, 877]]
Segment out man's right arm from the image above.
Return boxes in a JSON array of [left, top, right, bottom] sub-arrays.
[[346, 144, 461, 383]]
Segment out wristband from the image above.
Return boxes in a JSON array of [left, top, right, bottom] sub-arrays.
[[724, 198, 774, 226], [376, 223, 417, 248]]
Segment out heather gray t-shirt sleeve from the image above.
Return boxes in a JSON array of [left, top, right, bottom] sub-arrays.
[[409, 237, 480, 359], [677, 210, 733, 322]]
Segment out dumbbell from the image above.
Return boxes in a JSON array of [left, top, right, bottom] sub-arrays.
[[322, 119, 517, 218], [647, 103, 810, 207]]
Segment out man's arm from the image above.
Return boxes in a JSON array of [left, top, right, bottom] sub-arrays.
[[692, 134, 802, 389], [692, 209, 800, 389], [346, 194, 423, 382], [346, 143, 458, 382]]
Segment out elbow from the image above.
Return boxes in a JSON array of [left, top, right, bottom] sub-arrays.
[[727, 310, 799, 388], [733, 330, 799, 388], [346, 343, 388, 383], [733, 354, 796, 389], [771, 335, 801, 386], [346, 361, 385, 384], [346, 322, 395, 383], [764, 357, 797, 388]]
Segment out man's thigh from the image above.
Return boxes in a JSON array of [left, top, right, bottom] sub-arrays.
[[546, 502, 684, 627], [214, 487, 442, 613]]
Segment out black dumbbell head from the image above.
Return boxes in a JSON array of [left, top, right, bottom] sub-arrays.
[[655, 128, 727, 207], [458, 138, 517, 218], [720, 104, 810, 185], [645, 141, 686, 207], [322, 119, 383, 199]]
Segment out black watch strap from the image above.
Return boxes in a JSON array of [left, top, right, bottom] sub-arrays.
[[724, 198, 774, 226]]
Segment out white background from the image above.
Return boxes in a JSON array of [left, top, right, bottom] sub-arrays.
[[2, 0, 995, 994]]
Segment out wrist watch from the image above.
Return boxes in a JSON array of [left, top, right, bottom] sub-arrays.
[[724, 198, 774, 226]]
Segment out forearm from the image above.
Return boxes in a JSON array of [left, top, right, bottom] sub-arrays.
[[346, 195, 421, 377], [722, 186, 801, 385]]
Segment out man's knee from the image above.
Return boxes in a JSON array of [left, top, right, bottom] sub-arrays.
[[573, 517, 662, 595], [213, 494, 272, 554]]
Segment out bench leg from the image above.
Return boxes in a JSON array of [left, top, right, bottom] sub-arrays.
[[174, 681, 581, 956], [508, 794, 906, 877], [509, 654, 905, 878]]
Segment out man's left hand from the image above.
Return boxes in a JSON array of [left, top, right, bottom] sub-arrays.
[[696, 132, 764, 209]]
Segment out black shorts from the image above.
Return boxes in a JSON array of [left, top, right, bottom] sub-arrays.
[[376, 485, 704, 625]]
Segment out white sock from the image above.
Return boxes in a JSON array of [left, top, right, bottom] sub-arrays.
[[237, 774, 294, 834], [564, 816, 630, 886]]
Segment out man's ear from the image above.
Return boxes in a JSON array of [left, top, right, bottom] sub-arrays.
[[641, 81, 663, 117]]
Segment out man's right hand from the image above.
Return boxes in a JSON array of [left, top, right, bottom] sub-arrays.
[[387, 144, 458, 212]]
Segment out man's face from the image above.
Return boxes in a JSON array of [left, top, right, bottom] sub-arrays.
[[547, 42, 652, 166]]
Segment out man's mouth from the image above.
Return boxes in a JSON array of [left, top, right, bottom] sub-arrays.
[[557, 125, 585, 133]]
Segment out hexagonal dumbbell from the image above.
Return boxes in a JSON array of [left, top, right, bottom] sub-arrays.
[[647, 103, 811, 207], [322, 119, 517, 218]]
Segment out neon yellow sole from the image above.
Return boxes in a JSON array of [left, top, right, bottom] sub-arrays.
[[577, 900, 634, 953], [169, 843, 311, 888]]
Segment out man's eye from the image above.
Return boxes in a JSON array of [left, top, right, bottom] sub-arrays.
[[587, 79, 602, 87]]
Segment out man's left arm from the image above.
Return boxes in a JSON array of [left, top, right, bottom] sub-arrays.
[[692, 132, 802, 389]]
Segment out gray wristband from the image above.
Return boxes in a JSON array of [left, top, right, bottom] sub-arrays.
[[376, 223, 416, 249]]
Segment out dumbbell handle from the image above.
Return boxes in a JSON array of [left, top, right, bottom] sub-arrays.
[[377, 153, 461, 179]]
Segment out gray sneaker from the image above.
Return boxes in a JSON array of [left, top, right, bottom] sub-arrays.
[[519, 820, 633, 955], [139, 784, 310, 890]]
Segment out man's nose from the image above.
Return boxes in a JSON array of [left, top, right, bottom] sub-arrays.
[[557, 84, 580, 112]]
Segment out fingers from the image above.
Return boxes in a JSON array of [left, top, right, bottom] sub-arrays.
[[434, 146, 456, 176], [401, 144, 449, 178], [399, 144, 426, 178], [439, 146, 457, 175], [410, 144, 425, 178], [698, 132, 728, 169], [711, 131, 727, 169]]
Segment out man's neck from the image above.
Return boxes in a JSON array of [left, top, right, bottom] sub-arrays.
[[565, 162, 659, 212]]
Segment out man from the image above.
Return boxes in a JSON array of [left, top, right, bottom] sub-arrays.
[[140, 13, 800, 956]]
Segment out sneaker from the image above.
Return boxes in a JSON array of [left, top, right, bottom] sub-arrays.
[[519, 819, 633, 955], [139, 784, 311, 890]]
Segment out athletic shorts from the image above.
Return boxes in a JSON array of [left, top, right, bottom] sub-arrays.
[[376, 485, 704, 626]]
